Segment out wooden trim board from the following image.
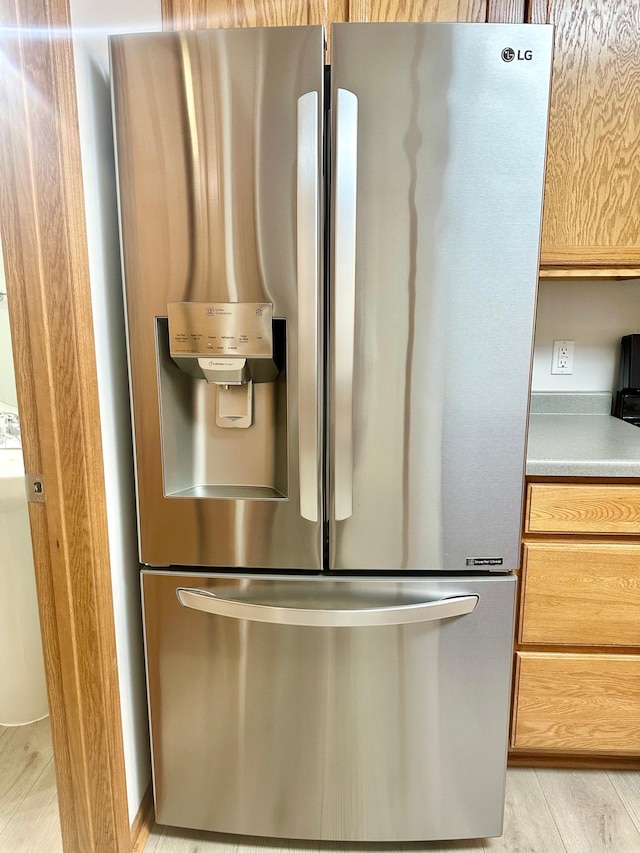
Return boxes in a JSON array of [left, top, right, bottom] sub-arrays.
[[509, 752, 640, 770], [131, 785, 155, 853], [0, 1, 131, 851], [541, 247, 640, 267]]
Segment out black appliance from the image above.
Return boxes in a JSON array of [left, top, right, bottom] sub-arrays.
[[615, 335, 640, 427]]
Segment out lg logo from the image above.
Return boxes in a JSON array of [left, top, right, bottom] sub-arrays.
[[502, 47, 533, 62]]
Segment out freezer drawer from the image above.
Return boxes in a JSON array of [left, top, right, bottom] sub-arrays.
[[141, 571, 516, 842]]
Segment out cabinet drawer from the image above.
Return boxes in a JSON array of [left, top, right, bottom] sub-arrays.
[[520, 542, 640, 646], [512, 652, 640, 753], [526, 484, 640, 534]]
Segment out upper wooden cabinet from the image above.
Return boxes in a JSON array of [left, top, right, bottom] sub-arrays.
[[350, 1, 523, 21], [350, 1, 486, 22], [162, 0, 349, 30], [163, 1, 524, 30], [530, 1, 640, 273]]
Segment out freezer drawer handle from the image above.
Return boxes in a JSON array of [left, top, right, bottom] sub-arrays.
[[332, 88, 358, 522], [176, 588, 478, 627], [297, 90, 320, 523]]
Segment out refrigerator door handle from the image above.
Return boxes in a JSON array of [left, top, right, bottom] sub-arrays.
[[333, 88, 358, 521], [177, 588, 478, 627], [297, 91, 320, 523]]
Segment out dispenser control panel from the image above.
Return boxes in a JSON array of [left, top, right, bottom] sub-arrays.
[[167, 302, 273, 358]]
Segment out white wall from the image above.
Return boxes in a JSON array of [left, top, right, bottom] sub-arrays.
[[0, 240, 18, 412], [532, 278, 640, 393], [68, 0, 161, 823]]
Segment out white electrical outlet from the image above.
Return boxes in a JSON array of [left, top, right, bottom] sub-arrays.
[[551, 339, 575, 375]]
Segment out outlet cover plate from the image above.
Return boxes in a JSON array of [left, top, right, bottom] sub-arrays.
[[551, 339, 574, 375]]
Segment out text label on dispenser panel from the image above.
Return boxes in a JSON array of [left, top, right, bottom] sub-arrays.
[[168, 302, 273, 358]]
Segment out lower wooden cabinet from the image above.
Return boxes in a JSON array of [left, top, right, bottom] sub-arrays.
[[513, 652, 640, 754], [525, 484, 640, 535], [520, 542, 640, 646], [512, 481, 640, 763]]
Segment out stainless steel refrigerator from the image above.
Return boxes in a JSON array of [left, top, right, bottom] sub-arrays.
[[110, 22, 552, 842]]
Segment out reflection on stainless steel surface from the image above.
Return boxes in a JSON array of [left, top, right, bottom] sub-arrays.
[[178, 32, 207, 302], [329, 24, 552, 571], [111, 27, 324, 568], [331, 87, 358, 522], [296, 91, 321, 523], [143, 572, 516, 841]]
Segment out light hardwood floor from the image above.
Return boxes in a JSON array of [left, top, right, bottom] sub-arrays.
[[0, 717, 63, 853], [143, 767, 640, 853], [3, 723, 640, 853]]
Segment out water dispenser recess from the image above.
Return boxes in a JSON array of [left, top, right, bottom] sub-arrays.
[[156, 304, 288, 500], [168, 301, 282, 429]]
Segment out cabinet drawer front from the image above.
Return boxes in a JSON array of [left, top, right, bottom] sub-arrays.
[[526, 484, 640, 534], [513, 652, 640, 753], [521, 543, 640, 646]]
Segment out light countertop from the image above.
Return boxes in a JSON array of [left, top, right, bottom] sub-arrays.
[[526, 392, 640, 478]]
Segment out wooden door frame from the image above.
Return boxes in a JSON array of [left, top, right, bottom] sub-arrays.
[[0, 1, 132, 851]]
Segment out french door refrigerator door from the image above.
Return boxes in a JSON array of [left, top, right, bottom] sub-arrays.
[[110, 27, 324, 569], [142, 571, 516, 842], [329, 24, 553, 571]]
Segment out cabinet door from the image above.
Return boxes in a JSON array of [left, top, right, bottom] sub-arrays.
[[349, 0, 486, 21], [513, 652, 640, 753], [349, 1, 524, 22], [162, 0, 524, 27], [520, 542, 640, 646], [530, 1, 640, 269], [163, 0, 348, 28]]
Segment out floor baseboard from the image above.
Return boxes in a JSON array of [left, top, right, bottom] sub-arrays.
[[131, 784, 155, 853]]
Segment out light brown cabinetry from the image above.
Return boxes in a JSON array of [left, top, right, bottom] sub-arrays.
[[520, 542, 640, 646], [514, 652, 640, 753], [349, 1, 487, 22], [512, 482, 640, 763], [162, 0, 349, 29], [162, 1, 524, 31], [526, 484, 640, 535], [529, 0, 640, 275]]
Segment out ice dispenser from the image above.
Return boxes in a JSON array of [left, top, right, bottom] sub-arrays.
[[157, 302, 287, 500]]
